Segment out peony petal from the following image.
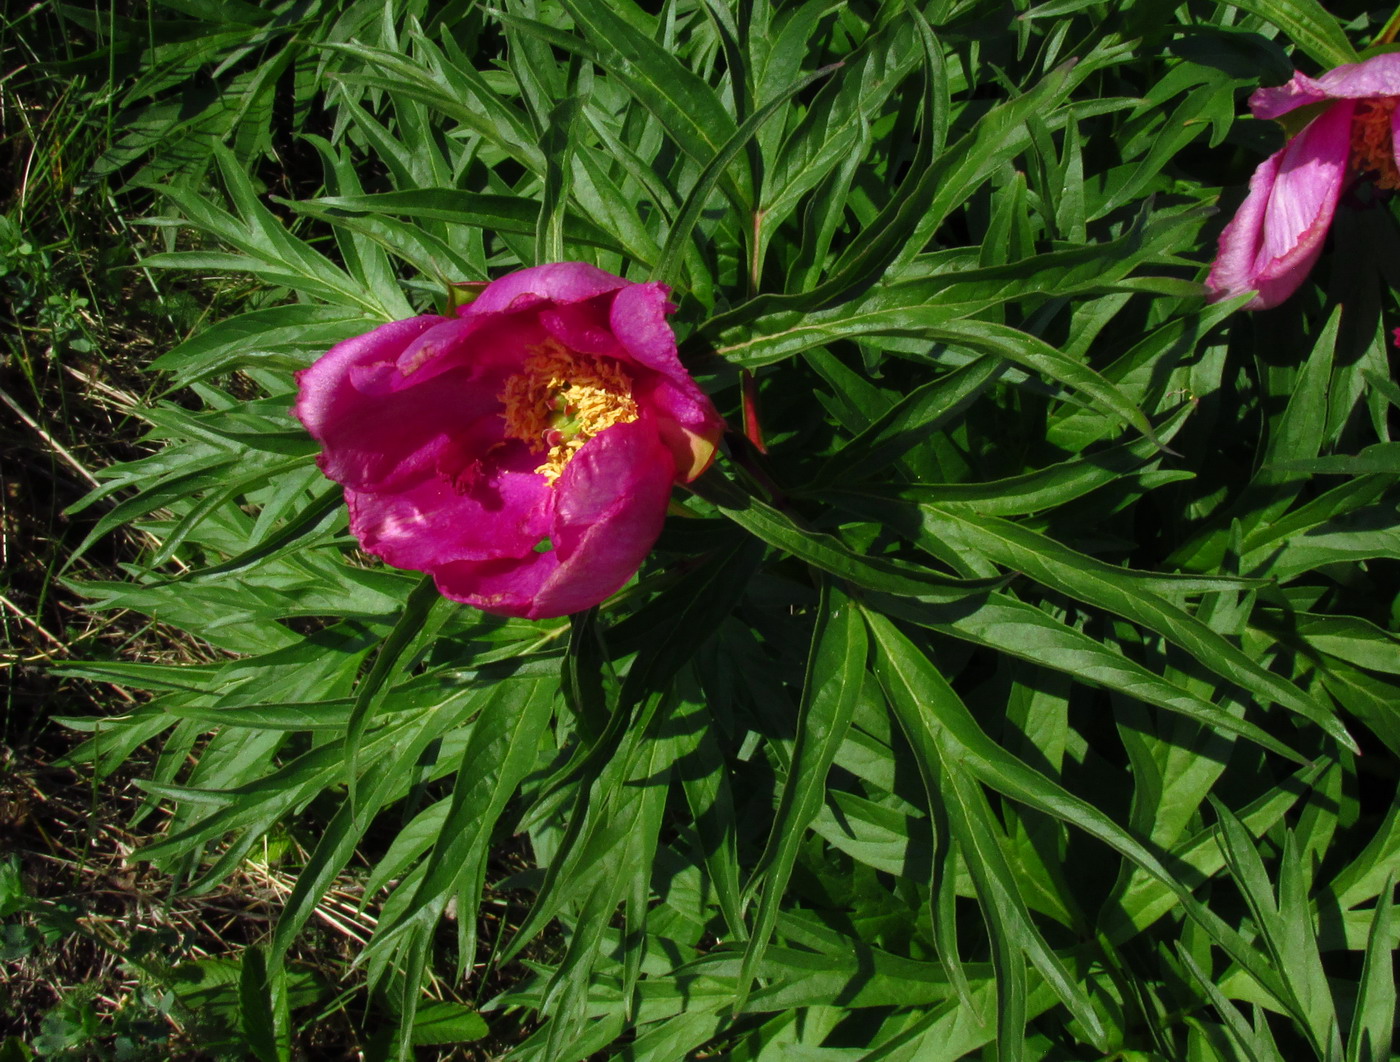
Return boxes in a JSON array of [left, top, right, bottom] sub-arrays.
[[432, 552, 559, 618], [531, 420, 674, 618], [346, 440, 554, 571], [462, 261, 629, 318], [427, 423, 674, 619], [295, 315, 442, 437], [610, 282, 726, 475], [388, 312, 554, 395], [1390, 101, 1400, 175], [540, 297, 625, 356], [1206, 101, 1352, 310], [608, 281, 685, 378], [1253, 52, 1400, 120], [634, 375, 724, 481], [1256, 102, 1352, 261], [296, 315, 511, 492]]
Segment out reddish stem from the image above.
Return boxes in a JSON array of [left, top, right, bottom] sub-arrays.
[[740, 369, 767, 454]]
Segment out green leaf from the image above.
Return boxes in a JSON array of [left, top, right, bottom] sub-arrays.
[[862, 606, 1299, 1015], [409, 1001, 489, 1046], [866, 590, 1305, 762], [367, 677, 554, 974], [536, 96, 581, 265], [150, 305, 374, 386], [290, 190, 624, 257], [809, 355, 1004, 488], [1212, 805, 1343, 1059], [345, 576, 452, 809], [737, 582, 867, 1007], [1224, 0, 1359, 67], [883, 500, 1354, 750], [1346, 874, 1396, 1062], [239, 947, 290, 1062], [859, 401, 1194, 517], [867, 609, 1107, 1051], [650, 61, 838, 287], [1272, 440, 1400, 475], [690, 469, 1001, 602], [323, 38, 546, 174], [918, 319, 1160, 447], [1103, 761, 1325, 945], [500, 0, 748, 207]]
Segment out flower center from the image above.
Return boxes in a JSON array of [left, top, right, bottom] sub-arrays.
[[500, 340, 639, 484], [1350, 98, 1400, 190]]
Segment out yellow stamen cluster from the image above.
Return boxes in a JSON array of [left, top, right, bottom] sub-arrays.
[[1350, 98, 1400, 190], [500, 340, 639, 484]]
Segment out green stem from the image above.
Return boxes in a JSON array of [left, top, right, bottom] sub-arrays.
[[1372, 4, 1400, 46]]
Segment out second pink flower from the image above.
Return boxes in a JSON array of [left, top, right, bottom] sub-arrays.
[[1207, 51, 1400, 310]]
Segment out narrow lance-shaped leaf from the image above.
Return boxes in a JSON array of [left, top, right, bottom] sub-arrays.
[[903, 501, 1355, 751], [649, 62, 840, 287], [497, 1, 749, 209], [689, 469, 1002, 602], [868, 610, 1107, 1051], [536, 96, 581, 265], [861, 605, 1300, 1012], [365, 678, 555, 970], [863, 589, 1306, 763], [345, 576, 451, 810], [736, 581, 867, 1009], [1224, 0, 1358, 67], [239, 945, 291, 1062], [1346, 873, 1396, 1062]]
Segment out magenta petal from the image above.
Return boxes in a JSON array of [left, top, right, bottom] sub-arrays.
[[429, 424, 674, 619], [610, 281, 726, 476], [296, 315, 509, 492], [1206, 101, 1352, 310], [636, 374, 721, 436], [1389, 103, 1400, 175], [531, 421, 674, 619], [346, 449, 554, 571], [397, 314, 552, 389], [295, 315, 442, 437], [608, 281, 684, 378], [540, 298, 624, 356], [1257, 102, 1352, 263], [463, 262, 628, 317], [432, 552, 559, 618], [1254, 52, 1400, 119]]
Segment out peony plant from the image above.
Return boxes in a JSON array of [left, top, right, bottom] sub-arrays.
[[295, 262, 725, 619], [56, 2, 1400, 1058]]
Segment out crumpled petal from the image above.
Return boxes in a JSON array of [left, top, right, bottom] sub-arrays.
[[535, 419, 675, 616], [1389, 100, 1400, 175], [346, 437, 554, 570], [1206, 100, 1353, 310], [1252, 52, 1400, 120], [540, 297, 622, 356], [609, 282, 726, 479], [431, 421, 673, 618], [296, 314, 498, 493], [462, 261, 628, 317], [388, 313, 554, 398]]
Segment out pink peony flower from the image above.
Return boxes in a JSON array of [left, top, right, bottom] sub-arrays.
[[1206, 52, 1400, 310], [295, 263, 725, 619]]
